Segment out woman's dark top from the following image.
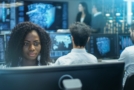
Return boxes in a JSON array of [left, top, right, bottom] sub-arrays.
[[76, 12, 92, 26]]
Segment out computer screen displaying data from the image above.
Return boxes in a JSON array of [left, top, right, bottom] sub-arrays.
[[0, 35, 5, 62], [16, 1, 68, 31], [118, 34, 133, 55], [0, 1, 11, 30], [5, 34, 10, 46], [49, 33, 72, 59], [88, 34, 118, 59]]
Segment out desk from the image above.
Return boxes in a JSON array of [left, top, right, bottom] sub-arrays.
[[99, 59, 119, 63]]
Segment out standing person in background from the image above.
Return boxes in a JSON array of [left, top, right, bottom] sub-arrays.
[[76, 2, 92, 26], [91, 3, 105, 33], [5, 22, 51, 67], [54, 22, 97, 65]]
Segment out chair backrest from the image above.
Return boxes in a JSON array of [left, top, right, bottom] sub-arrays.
[[124, 73, 134, 90]]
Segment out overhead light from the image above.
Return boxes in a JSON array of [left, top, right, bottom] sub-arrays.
[[106, 13, 110, 17], [109, 20, 113, 23], [120, 20, 124, 22], [116, 13, 121, 16], [128, 12, 133, 15]]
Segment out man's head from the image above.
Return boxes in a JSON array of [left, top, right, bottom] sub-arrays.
[[92, 3, 101, 14], [69, 22, 91, 48], [130, 23, 134, 43]]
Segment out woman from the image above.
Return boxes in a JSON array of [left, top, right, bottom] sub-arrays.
[[76, 2, 92, 26], [5, 22, 51, 67]]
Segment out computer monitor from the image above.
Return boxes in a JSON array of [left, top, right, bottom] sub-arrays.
[[0, 1, 11, 30], [0, 35, 5, 63], [117, 34, 133, 56], [0, 62, 124, 90], [49, 33, 72, 60], [16, 1, 68, 32], [5, 34, 10, 45], [88, 34, 118, 59]]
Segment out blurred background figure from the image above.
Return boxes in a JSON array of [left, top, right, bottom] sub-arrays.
[[91, 3, 105, 33], [76, 2, 92, 26]]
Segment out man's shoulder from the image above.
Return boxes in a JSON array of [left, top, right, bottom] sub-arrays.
[[87, 53, 98, 61], [125, 46, 134, 51], [56, 53, 72, 61]]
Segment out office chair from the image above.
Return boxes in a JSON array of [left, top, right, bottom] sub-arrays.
[[123, 73, 134, 90]]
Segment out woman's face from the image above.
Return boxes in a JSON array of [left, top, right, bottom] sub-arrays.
[[92, 5, 96, 14], [78, 4, 84, 12], [23, 30, 41, 61]]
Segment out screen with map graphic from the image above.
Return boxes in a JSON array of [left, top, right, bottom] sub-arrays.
[[88, 34, 118, 59], [118, 34, 133, 55], [49, 33, 72, 59]]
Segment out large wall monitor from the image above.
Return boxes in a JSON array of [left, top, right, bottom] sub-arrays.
[[16, 1, 68, 32]]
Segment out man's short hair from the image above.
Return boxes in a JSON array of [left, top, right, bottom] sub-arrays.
[[69, 22, 91, 47], [93, 3, 102, 12]]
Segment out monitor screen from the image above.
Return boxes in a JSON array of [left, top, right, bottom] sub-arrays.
[[0, 35, 5, 62], [49, 33, 72, 59], [0, 1, 11, 30], [16, 1, 68, 32], [0, 62, 124, 90], [5, 34, 10, 45], [88, 34, 118, 59], [118, 34, 133, 55]]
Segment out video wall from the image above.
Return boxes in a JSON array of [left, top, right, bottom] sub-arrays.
[[17, 1, 68, 31]]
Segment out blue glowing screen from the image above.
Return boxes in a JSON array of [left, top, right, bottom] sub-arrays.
[[88, 34, 118, 59], [0, 35, 5, 62], [118, 34, 133, 54], [96, 37, 110, 55], [49, 33, 72, 58], [17, 1, 68, 31], [0, 1, 10, 30]]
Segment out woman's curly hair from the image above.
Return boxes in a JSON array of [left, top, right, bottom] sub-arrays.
[[5, 22, 51, 67]]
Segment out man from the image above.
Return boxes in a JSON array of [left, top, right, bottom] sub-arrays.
[[54, 22, 98, 65], [119, 23, 134, 86], [91, 4, 105, 33]]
